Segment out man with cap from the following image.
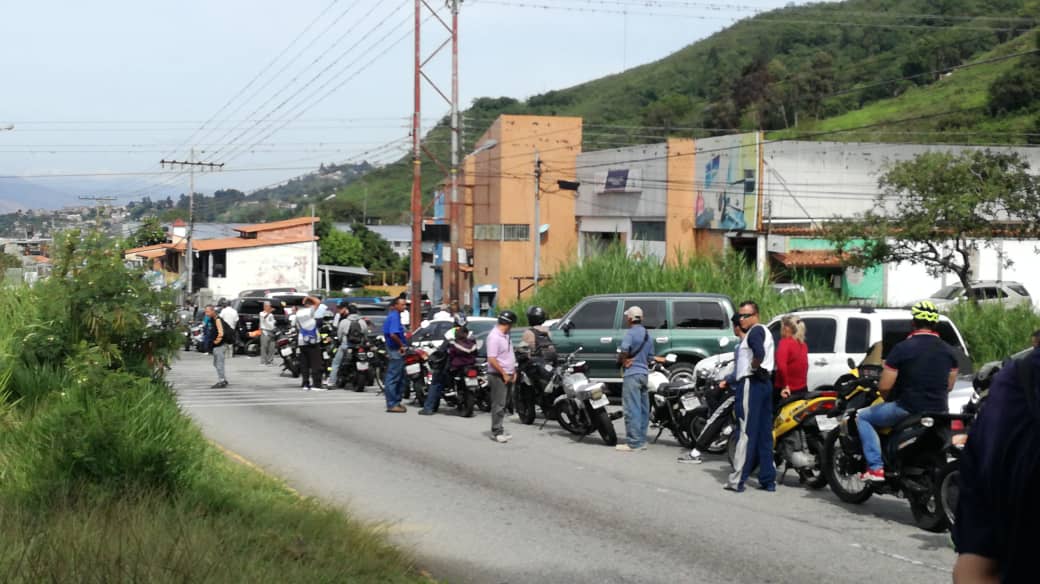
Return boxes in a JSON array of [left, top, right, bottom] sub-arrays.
[[616, 306, 655, 452], [486, 310, 518, 442]]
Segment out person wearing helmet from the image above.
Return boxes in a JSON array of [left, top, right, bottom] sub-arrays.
[[418, 312, 470, 415], [520, 306, 556, 363], [326, 302, 368, 389], [486, 310, 518, 442], [857, 300, 959, 482]]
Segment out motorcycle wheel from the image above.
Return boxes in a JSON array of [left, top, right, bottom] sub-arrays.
[[593, 407, 618, 446], [413, 380, 427, 407], [910, 490, 950, 533], [821, 429, 873, 504], [935, 459, 960, 529], [555, 401, 584, 435], [285, 360, 301, 378], [516, 387, 537, 425], [373, 366, 384, 390], [672, 412, 695, 449], [353, 370, 367, 392], [695, 408, 733, 454], [461, 390, 475, 418]]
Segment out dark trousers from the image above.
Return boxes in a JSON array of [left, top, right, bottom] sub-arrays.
[[727, 377, 777, 489], [298, 344, 323, 388]]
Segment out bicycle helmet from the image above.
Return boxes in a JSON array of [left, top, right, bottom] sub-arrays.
[[910, 300, 940, 323], [526, 305, 547, 326], [497, 310, 518, 325]]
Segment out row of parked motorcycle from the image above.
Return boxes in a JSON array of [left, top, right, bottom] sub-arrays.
[[648, 339, 1000, 535], [189, 315, 994, 534]]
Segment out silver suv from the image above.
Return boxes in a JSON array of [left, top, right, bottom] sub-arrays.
[[924, 280, 1032, 310]]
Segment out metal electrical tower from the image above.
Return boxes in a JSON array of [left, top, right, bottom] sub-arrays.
[[159, 151, 224, 298], [410, 0, 460, 325]]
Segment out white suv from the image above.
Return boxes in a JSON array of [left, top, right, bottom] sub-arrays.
[[694, 307, 973, 405]]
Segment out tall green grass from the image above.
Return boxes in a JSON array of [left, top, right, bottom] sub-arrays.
[[948, 303, 1040, 365], [0, 233, 428, 583], [511, 246, 841, 323]]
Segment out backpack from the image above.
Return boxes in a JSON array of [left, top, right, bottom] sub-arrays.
[[530, 327, 558, 364], [346, 318, 365, 345], [214, 318, 235, 346]]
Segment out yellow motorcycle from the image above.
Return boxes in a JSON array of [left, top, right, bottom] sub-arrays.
[[727, 388, 839, 488]]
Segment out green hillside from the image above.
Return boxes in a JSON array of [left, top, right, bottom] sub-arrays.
[[335, 0, 1038, 221]]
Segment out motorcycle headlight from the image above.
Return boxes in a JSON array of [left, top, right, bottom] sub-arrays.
[[591, 388, 604, 401], [367, 351, 374, 358], [920, 417, 935, 428]]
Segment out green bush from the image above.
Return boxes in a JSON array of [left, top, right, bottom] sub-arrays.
[[510, 246, 841, 324], [948, 302, 1040, 365]]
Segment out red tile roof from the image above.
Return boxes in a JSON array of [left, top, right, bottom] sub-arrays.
[[166, 234, 316, 252], [772, 250, 845, 269], [234, 216, 319, 233]]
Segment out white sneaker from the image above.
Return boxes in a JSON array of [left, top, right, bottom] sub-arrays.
[[615, 444, 636, 452], [311, 386, 327, 392], [494, 434, 512, 443]]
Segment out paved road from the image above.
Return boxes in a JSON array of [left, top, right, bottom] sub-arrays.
[[174, 352, 956, 584]]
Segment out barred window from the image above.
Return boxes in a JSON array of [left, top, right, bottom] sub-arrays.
[[475, 224, 529, 241], [632, 221, 666, 241]]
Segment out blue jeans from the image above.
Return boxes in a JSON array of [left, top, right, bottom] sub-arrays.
[[328, 341, 349, 386], [622, 374, 650, 448], [423, 366, 448, 412], [857, 401, 909, 471], [384, 351, 405, 408]]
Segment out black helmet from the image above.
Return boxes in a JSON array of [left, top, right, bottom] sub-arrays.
[[347, 303, 359, 314], [497, 310, 518, 325], [526, 306, 547, 326], [337, 299, 350, 309]]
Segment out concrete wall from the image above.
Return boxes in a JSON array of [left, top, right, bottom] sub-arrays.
[[470, 115, 582, 303], [763, 141, 1040, 221], [575, 143, 668, 218], [206, 241, 314, 298]]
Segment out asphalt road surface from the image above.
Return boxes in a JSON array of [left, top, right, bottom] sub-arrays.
[[174, 352, 956, 584]]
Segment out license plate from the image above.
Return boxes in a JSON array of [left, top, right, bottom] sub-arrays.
[[681, 395, 700, 411], [465, 378, 478, 387], [280, 347, 292, 357], [590, 395, 610, 409], [356, 361, 369, 371], [405, 363, 421, 376], [817, 417, 839, 432]]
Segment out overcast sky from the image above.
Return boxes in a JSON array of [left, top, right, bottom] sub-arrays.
[[0, 0, 793, 207]]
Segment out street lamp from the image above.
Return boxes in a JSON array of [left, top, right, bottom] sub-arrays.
[[451, 139, 498, 304]]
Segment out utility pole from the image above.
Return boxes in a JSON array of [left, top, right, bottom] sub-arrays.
[[448, 0, 461, 306], [160, 151, 223, 300], [533, 150, 542, 293], [78, 195, 116, 233]]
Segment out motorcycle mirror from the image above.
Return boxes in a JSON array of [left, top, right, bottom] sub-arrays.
[[719, 337, 730, 348], [666, 353, 678, 364], [847, 358, 856, 369]]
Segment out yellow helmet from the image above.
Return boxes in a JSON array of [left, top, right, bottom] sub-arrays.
[[911, 300, 940, 323]]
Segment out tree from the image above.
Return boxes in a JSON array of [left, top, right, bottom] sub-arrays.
[[132, 216, 166, 247], [826, 150, 1040, 302], [350, 223, 399, 271], [319, 228, 364, 267]]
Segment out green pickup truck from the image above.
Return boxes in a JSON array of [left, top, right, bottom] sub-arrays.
[[548, 293, 737, 385]]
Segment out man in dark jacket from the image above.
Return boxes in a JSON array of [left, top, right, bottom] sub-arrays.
[[204, 304, 229, 388], [953, 347, 1040, 583]]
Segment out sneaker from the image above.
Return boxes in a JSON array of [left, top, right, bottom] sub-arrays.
[[860, 468, 886, 482], [494, 433, 512, 443], [210, 381, 228, 389], [418, 410, 434, 416], [311, 386, 327, 392], [302, 385, 311, 391], [387, 405, 407, 413], [615, 444, 636, 452], [677, 453, 703, 464], [757, 483, 777, 492], [724, 484, 745, 493]]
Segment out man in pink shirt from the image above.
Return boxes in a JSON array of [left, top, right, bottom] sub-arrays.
[[486, 310, 518, 443]]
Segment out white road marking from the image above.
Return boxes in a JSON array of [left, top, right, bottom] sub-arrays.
[[849, 543, 950, 573]]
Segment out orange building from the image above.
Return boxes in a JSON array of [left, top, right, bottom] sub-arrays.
[[463, 115, 582, 311]]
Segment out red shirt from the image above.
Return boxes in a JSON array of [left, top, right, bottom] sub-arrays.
[[775, 337, 809, 391]]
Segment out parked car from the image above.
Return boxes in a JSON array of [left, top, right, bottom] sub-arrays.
[[923, 280, 1032, 310], [552, 293, 737, 384], [693, 306, 974, 408], [771, 283, 806, 296], [237, 287, 299, 298]]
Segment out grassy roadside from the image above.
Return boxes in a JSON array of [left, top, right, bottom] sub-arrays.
[[0, 231, 428, 583]]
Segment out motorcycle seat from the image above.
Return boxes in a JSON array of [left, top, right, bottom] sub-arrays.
[[775, 390, 836, 411], [657, 381, 696, 397]]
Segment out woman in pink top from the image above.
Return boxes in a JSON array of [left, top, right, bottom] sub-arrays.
[[774, 315, 809, 403]]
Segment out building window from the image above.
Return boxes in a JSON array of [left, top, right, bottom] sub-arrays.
[[475, 224, 529, 241], [212, 250, 227, 278], [632, 221, 666, 242]]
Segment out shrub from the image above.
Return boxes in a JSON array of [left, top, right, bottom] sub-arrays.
[[947, 302, 1040, 364]]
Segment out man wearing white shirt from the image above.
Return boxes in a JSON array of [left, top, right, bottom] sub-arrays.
[[295, 296, 329, 391]]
